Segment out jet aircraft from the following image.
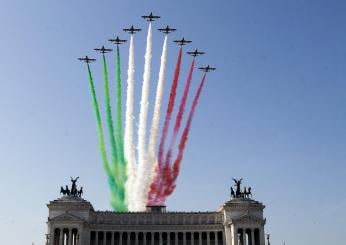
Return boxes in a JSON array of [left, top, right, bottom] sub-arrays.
[[173, 38, 192, 46], [142, 12, 160, 22], [108, 36, 127, 45], [199, 65, 216, 72], [123, 25, 142, 34], [187, 49, 205, 57], [94, 46, 112, 54], [78, 56, 96, 63], [158, 25, 176, 34]]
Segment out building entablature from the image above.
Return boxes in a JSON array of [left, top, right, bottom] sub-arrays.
[[90, 211, 223, 225], [88, 224, 225, 231]]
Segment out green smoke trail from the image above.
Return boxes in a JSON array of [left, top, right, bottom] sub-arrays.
[[115, 46, 126, 177], [102, 54, 127, 211], [102, 54, 119, 179], [86, 64, 111, 176]]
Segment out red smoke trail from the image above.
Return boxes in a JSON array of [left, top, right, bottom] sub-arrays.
[[164, 72, 207, 199], [149, 73, 207, 205], [157, 47, 183, 165], [164, 58, 195, 168], [148, 48, 183, 204]]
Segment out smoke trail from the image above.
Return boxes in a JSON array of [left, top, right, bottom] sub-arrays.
[[148, 47, 183, 205], [101, 54, 127, 211], [87, 64, 126, 211], [165, 58, 195, 170], [102, 54, 119, 184], [157, 47, 183, 166], [124, 35, 137, 211], [166, 73, 207, 197], [141, 35, 168, 210], [149, 73, 207, 205], [115, 46, 126, 182], [135, 23, 153, 211], [86, 64, 111, 176]]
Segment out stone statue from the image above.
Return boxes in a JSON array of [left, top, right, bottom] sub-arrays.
[[231, 187, 235, 198], [78, 187, 83, 197], [232, 178, 243, 198], [70, 177, 79, 196], [247, 187, 252, 198], [59, 177, 83, 198]]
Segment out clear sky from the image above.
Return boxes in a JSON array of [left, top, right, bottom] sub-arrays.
[[0, 0, 345, 244]]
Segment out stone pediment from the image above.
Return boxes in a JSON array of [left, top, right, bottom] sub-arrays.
[[49, 212, 85, 223]]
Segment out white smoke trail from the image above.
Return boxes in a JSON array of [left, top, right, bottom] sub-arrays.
[[124, 35, 137, 211], [134, 23, 153, 211], [143, 35, 168, 210]]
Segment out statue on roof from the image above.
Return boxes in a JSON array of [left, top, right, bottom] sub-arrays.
[[60, 177, 82, 198], [231, 178, 252, 199]]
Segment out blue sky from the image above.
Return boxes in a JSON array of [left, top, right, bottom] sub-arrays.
[[0, 0, 345, 244]]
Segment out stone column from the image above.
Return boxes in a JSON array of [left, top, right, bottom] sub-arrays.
[[227, 225, 233, 245], [151, 232, 155, 245], [215, 232, 218, 245], [242, 230, 246, 245], [111, 232, 115, 245], [191, 233, 194, 245], [104, 232, 107, 245], [68, 229, 72, 245], [175, 232, 178, 245], [127, 232, 130, 245], [95, 232, 99, 245], [259, 229, 265, 245], [183, 233, 186, 245], [167, 232, 170, 245], [207, 233, 210, 245], [59, 229, 63, 245], [143, 232, 147, 245], [135, 233, 139, 245], [251, 230, 255, 245], [120, 232, 123, 245], [159, 232, 162, 245], [198, 232, 202, 245]]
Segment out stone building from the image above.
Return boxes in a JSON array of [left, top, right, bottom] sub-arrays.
[[46, 180, 266, 245]]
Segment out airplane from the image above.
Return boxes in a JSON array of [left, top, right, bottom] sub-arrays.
[[142, 12, 160, 22], [94, 46, 112, 54], [199, 65, 216, 72], [173, 37, 192, 46], [187, 49, 205, 57], [123, 25, 142, 34], [158, 25, 176, 34], [108, 36, 127, 45], [78, 56, 96, 63]]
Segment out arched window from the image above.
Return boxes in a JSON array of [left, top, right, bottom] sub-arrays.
[[72, 228, 78, 245], [54, 228, 61, 245], [217, 231, 223, 245], [146, 232, 152, 245], [254, 229, 260, 245], [138, 232, 144, 245], [154, 232, 160, 245], [186, 232, 191, 245], [114, 232, 120, 245], [122, 232, 128, 245], [130, 232, 136, 245]]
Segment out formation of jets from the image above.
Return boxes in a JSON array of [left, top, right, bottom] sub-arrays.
[[109, 36, 127, 45], [123, 25, 142, 34], [142, 12, 160, 22], [199, 65, 216, 72], [187, 49, 205, 57], [78, 56, 96, 63], [158, 25, 176, 34], [174, 38, 192, 46], [94, 46, 112, 54], [80, 12, 215, 72]]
